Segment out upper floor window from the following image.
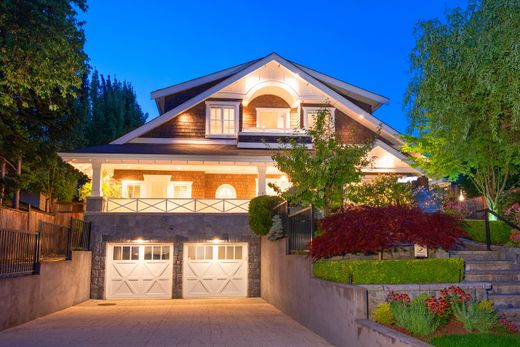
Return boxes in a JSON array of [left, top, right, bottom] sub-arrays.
[[303, 107, 335, 131], [205, 101, 239, 138], [256, 108, 290, 129]]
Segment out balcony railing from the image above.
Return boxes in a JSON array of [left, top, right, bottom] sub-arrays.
[[105, 198, 250, 213]]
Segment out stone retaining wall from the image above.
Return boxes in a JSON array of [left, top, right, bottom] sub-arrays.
[[86, 212, 259, 299], [261, 237, 429, 347]]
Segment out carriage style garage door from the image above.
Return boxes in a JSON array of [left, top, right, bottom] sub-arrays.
[[183, 243, 248, 298], [106, 243, 173, 299]]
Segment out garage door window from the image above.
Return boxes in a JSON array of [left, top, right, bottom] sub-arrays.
[[218, 245, 243, 260], [187, 245, 213, 260], [144, 245, 170, 260], [113, 245, 139, 260]]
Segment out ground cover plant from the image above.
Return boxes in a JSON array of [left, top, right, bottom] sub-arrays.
[[429, 334, 520, 347]]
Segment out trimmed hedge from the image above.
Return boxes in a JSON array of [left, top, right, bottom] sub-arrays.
[[248, 195, 284, 235], [463, 219, 512, 245], [312, 258, 464, 284]]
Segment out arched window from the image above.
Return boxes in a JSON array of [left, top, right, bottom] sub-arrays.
[[215, 184, 237, 199]]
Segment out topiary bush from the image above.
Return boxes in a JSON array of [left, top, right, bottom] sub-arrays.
[[311, 206, 465, 259], [248, 195, 284, 235]]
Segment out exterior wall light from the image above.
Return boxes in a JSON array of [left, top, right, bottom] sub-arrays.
[[133, 238, 146, 244], [458, 190, 465, 202], [211, 238, 221, 244]]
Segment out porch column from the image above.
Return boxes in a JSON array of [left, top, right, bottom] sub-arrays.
[[91, 160, 103, 197], [257, 164, 267, 196]]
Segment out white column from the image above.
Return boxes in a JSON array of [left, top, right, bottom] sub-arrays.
[[257, 164, 267, 196], [91, 161, 103, 197]]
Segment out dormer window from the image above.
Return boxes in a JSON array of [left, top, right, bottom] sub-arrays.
[[303, 107, 335, 131], [205, 101, 239, 138], [256, 108, 290, 130]]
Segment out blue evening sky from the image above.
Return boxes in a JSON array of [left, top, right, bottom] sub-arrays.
[[81, 0, 467, 134]]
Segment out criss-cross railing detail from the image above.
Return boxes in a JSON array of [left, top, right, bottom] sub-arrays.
[[106, 198, 250, 213]]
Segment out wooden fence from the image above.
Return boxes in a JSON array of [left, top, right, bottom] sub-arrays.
[[0, 206, 83, 232]]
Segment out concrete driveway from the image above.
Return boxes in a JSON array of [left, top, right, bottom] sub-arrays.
[[0, 298, 331, 347]]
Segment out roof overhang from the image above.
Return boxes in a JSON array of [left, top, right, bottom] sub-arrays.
[[112, 53, 403, 146]]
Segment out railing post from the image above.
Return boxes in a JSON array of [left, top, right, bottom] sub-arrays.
[[194, 199, 197, 213], [484, 209, 491, 251], [33, 232, 41, 274], [66, 217, 73, 260], [136, 199, 139, 213]]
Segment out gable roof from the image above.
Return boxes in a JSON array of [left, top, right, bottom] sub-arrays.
[[111, 53, 403, 146]]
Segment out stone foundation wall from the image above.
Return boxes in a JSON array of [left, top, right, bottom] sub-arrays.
[[86, 213, 259, 299]]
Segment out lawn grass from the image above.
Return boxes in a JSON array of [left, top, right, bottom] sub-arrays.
[[429, 333, 520, 347], [462, 219, 512, 245]]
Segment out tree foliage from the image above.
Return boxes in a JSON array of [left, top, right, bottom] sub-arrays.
[[403, 0, 520, 211], [271, 108, 372, 215], [0, 1, 147, 205], [349, 174, 415, 207]]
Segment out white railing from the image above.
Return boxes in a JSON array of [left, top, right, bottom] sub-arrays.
[[105, 198, 250, 214]]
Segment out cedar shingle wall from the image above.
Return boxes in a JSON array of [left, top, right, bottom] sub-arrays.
[[141, 102, 206, 138], [205, 174, 257, 198], [112, 170, 261, 199], [242, 95, 300, 129]]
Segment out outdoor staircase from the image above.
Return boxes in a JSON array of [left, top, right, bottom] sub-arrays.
[[450, 248, 520, 327]]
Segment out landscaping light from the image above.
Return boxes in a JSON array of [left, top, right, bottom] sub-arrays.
[[458, 190, 465, 202]]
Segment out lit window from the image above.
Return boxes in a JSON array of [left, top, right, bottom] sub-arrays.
[[256, 108, 290, 129], [215, 184, 237, 199], [122, 181, 142, 198], [205, 101, 239, 137], [171, 182, 192, 198], [303, 107, 335, 131]]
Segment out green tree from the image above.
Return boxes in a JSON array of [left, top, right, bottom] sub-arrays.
[[0, 0, 88, 159], [271, 108, 372, 216], [403, 0, 520, 212], [349, 174, 415, 207], [86, 71, 147, 146]]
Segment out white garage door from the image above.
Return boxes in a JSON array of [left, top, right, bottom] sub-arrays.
[[183, 243, 248, 298], [106, 243, 173, 299]]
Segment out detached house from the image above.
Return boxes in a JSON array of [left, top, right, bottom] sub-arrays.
[[59, 53, 420, 300]]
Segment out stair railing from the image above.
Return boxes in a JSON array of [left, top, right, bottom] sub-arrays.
[[477, 208, 520, 251]]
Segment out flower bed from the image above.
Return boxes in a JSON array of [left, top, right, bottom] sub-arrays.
[[372, 286, 520, 344], [312, 258, 464, 284]]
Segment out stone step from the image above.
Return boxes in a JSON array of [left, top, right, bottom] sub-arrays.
[[450, 250, 502, 261], [465, 270, 520, 282], [489, 294, 520, 309], [465, 260, 514, 271], [491, 282, 520, 295]]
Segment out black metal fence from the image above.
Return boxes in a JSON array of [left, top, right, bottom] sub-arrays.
[[0, 229, 40, 277], [0, 218, 92, 277], [478, 208, 520, 251], [273, 201, 315, 254], [70, 218, 92, 251]]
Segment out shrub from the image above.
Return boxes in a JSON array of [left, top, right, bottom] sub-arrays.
[[349, 174, 415, 207], [452, 301, 497, 333], [311, 206, 465, 259], [462, 220, 512, 245], [374, 303, 394, 325], [312, 258, 464, 284], [248, 196, 283, 235], [266, 215, 284, 241], [390, 296, 440, 336]]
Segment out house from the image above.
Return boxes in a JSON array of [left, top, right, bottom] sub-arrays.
[[59, 53, 421, 300]]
